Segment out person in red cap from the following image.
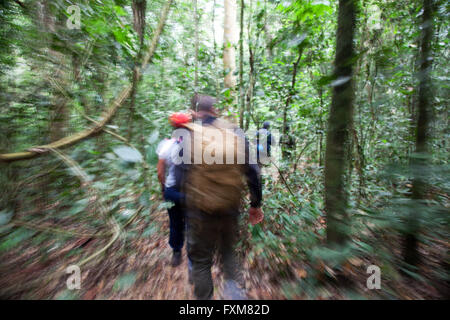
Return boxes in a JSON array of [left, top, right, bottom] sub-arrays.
[[156, 112, 191, 267]]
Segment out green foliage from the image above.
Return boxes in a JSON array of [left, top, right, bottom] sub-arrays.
[[113, 272, 137, 291], [113, 146, 143, 163], [0, 228, 36, 252], [0, 209, 13, 226], [0, 0, 448, 300]]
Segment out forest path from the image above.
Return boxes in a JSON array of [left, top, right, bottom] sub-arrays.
[[106, 165, 284, 300], [101, 206, 279, 300], [94, 207, 195, 299], [0, 182, 283, 299], [0, 169, 285, 299]]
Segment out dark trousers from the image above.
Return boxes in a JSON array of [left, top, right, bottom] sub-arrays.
[[187, 211, 243, 300], [164, 187, 185, 252]]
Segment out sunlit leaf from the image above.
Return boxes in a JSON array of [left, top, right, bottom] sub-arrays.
[[113, 146, 143, 163]]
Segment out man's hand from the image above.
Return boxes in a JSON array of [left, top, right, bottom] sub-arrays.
[[249, 207, 264, 225]]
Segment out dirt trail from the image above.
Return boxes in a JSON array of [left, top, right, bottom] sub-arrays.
[[0, 202, 280, 300], [1, 167, 285, 300], [78, 208, 278, 300]]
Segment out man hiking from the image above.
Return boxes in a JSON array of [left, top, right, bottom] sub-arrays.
[[156, 112, 192, 267], [179, 94, 264, 300], [256, 121, 272, 165]]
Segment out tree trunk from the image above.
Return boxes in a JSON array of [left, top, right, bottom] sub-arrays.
[[352, 125, 365, 203], [194, 0, 199, 92], [38, 0, 69, 142], [263, 0, 273, 60], [211, 0, 220, 97], [246, 42, 255, 130], [403, 0, 435, 267], [132, 0, 147, 46], [239, 0, 245, 128], [244, 0, 254, 131], [224, 0, 237, 93], [128, 0, 147, 141], [324, 0, 357, 246], [318, 86, 324, 166], [282, 46, 303, 158]]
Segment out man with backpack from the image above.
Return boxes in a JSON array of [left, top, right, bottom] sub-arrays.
[[179, 94, 264, 300]]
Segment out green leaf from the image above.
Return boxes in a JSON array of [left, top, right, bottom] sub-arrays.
[[113, 5, 127, 16], [113, 146, 143, 163], [139, 191, 151, 207], [113, 272, 137, 291], [0, 209, 13, 226], [158, 201, 175, 210], [147, 130, 160, 144], [0, 228, 36, 252], [55, 289, 80, 300], [120, 208, 136, 218], [145, 145, 158, 165], [142, 224, 157, 237], [288, 34, 307, 48], [66, 198, 89, 216]]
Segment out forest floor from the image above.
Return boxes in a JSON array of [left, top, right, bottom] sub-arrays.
[[0, 168, 447, 300], [0, 200, 447, 300], [96, 207, 282, 300], [0, 205, 283, 300]]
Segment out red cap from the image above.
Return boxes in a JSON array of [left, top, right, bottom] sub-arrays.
[[169, 112, 191, 128]]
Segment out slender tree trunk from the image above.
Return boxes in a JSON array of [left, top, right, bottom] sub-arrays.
[[244, 0, 254, 131], [0, 124, 19, 214], [37, 0, 69, 207], [324, 0, 357, 246], [351, 124, 365, 203], [128, 0, 147, 141], [263, 0, 273, 60], [39, 0, 69, 142], [245, 46, 255, 131], [239, 0, 245, 128], [403, 0, 435, 267], [224, 0, 238, 107], [211, 0, 220, 97], [366, 61, 378, 153], [319, 86, 324, 166], [282, 47, 303, 158], [132, 0, 147, 46], [194, 0, 199, 92], [408, 46, 419, 157], [127, 69, 139, 141]]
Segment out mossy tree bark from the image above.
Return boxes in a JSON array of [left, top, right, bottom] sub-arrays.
[[324, 0, 357, 246], [403, 0, 435, 267]]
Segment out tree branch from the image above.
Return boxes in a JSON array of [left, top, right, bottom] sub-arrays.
[[0, 0, 173, 163]]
